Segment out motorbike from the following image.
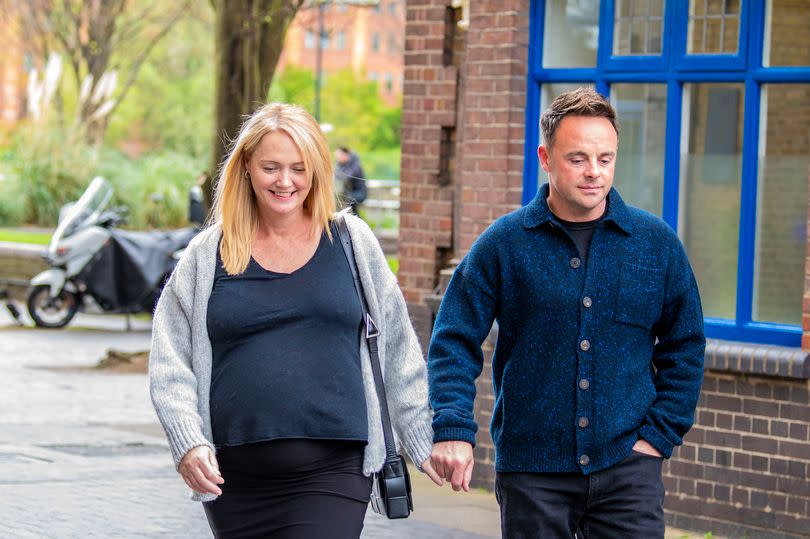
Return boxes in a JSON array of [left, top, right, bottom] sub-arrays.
[[26, 176, 203, 328]]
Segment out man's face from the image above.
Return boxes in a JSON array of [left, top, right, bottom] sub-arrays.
[[538, 115, 617, 222], [335, 149, 349, 164]]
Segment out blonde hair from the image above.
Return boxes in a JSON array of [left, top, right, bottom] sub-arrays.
[[210, 102, 336, 274]]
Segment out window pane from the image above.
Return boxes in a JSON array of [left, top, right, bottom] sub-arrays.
[[613, 0, 665, 56], [722, 18, 739, 54], [680, 83, 744, 320], [611, 84, 667, 216], [687, 0, 740, 55], [543, 0, 599, 67], [753, 85, 810, 325], [764, 0, 810, 66]]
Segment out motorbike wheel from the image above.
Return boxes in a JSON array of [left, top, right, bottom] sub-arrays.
[[27, 285, 79, 329]]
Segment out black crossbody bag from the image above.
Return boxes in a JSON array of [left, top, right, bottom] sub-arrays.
[[336, 215, 414, 519]]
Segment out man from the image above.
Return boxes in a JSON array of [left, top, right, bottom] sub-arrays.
[[427, 88, 705, 538], [334, 146, 367, 215]]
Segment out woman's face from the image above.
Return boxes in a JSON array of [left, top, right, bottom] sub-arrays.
[[246, 130, 312, 221]]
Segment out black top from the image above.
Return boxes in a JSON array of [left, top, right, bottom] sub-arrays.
[[554, 206, 607, 265], [206, 223, 367, 447]]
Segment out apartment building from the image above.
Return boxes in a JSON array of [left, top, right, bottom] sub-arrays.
[[278, 0, 405, 105]]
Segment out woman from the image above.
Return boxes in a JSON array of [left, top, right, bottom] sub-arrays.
[[149, 103, 441, 538]]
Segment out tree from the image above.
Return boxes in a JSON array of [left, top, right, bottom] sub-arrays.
[[205, 0, 305, 209], [0, 0, 191, 146]]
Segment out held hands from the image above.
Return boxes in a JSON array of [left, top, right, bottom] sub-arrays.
[[429, 441, 474, 492], [178, 445, 224, 496]]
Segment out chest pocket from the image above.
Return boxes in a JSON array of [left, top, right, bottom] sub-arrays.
[[615, 263, 665, 330]]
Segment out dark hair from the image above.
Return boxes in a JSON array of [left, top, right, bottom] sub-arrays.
[[540, 87, 619, 148], [338, 146, 350, 153]]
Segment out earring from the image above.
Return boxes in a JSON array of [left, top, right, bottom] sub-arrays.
[[244, 170, 251, 181]]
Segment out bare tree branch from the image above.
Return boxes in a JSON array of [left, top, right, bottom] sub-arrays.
[[105, 0, 192, 119]]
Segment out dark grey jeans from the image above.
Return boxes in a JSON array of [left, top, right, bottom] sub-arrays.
[[495, 451, 665, 539]]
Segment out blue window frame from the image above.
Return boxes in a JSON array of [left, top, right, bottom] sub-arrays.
[[524, 0, 810, 346]]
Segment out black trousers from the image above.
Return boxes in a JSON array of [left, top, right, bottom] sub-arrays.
[[203, 439, 372, 539], [495, 451, 665, 539]]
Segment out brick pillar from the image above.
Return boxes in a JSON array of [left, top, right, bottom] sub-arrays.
[[398, 0, 458, 309], [455, 1, 529, 254]]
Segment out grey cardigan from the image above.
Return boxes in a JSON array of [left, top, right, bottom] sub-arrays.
[[149, 213, 433, 502]]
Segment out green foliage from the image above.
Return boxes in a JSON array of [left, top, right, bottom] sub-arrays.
[[106, 5, 215, 159], [270, 66, 402, 155], [362, 148, 401, 180], [0, 139, 204, 229], [97, 150, 206, 229], [2, 124, 99, 226], [386, 255, 399, 274], [0, 228, 51, 245], [268, 65, 316, 108]]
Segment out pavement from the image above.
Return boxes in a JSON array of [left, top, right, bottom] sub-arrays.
[[0, 303, 706, 538]]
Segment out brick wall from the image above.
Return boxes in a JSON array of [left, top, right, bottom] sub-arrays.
[[663, 343, 810, 539], [453, 1, 528, 254]]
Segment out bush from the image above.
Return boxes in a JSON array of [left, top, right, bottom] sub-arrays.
[[96, 149, 206, 229]]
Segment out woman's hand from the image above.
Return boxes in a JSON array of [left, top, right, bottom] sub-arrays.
[[178, 445, 224, 495], [429, 441, 474, 492], [421, 456, 444, 486]]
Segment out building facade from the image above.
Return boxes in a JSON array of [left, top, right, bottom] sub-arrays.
[[277, 0, 405, 105], [400, 1, 810, 537], [0, 16, 26, 128]]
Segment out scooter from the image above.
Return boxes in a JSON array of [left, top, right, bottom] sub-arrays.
[[26, 176, 203, 328]]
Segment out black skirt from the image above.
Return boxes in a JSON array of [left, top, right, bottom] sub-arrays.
[[203, 439, 372, 539]]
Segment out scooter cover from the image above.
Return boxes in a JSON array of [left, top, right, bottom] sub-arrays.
[[76, 228, 197, 311]]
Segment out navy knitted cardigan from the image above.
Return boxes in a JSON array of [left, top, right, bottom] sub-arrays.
[[427, 185, 706, 475]]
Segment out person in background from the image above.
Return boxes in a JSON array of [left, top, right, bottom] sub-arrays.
[[335, 146, 367, 215], [149, 102, 440, 539], [427, 87, 705, 538]]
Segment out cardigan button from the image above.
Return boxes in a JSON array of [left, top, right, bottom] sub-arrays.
[[582, 296, 592, 308], [570, 257, 581, 269], [578, 417, 589, 428], [579, 379, 590, 390], [579, 454, 590, 466], [580, 339, 590, 351]]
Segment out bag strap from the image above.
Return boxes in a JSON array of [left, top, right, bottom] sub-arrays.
[[335, 214, 398, 461]]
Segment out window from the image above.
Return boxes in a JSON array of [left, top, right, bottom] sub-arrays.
[[304, 30, 315, 49], [388, 33, 399, 53], [526, 1, 810, 346], [389, 1, 397, 15], [320, 31, 329, 50], [371, 32, 381, 52], [384, 72, 393, 93], [336, 31, 346, 51]]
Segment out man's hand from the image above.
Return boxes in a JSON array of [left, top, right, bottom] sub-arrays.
[[178, 445, 224, 495], [430, 441, 474, 492], [632, 438, 662, 457]]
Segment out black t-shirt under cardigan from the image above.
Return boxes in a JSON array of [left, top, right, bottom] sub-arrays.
[[206, 223, 367, 448], [555, 212, 606, 266]]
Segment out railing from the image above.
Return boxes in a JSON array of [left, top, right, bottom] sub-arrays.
[[337, 178, 399, 254]]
